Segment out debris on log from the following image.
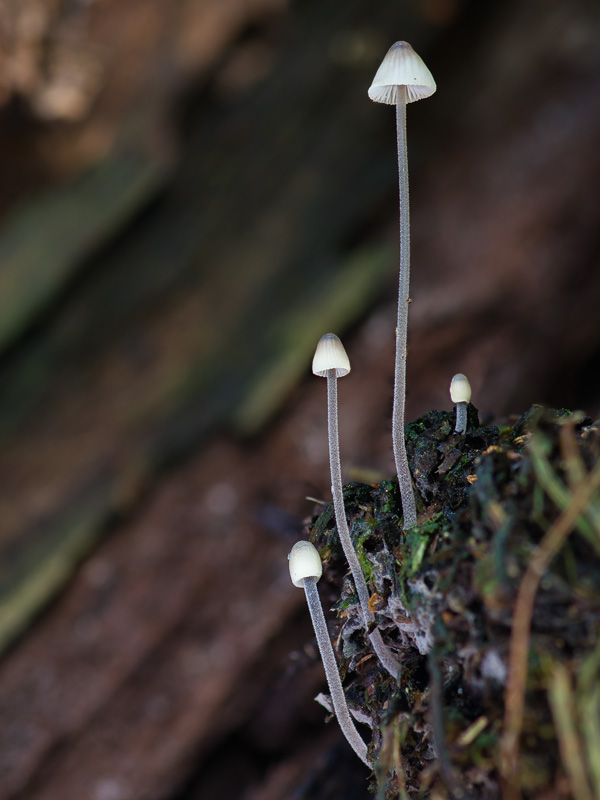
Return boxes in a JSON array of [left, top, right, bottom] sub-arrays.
[[309, 407, 600, 798]]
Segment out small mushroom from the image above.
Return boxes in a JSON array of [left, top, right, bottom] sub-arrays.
[[288, 541, 371, 767], [450, 373, 472, 434], [368, 42, 436, 530], [312, 334, 401, 679]]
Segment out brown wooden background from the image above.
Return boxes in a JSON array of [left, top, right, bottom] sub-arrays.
[[0, 0, 599, 797]]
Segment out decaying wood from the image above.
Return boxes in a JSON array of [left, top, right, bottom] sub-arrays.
[[0, 0, 599, 797]]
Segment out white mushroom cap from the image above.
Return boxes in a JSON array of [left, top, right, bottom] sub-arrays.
[[312, 333, 351, 378], [368, 41, 436, 105], [288, 541, 323, 588], [450, 373, 472, 404]]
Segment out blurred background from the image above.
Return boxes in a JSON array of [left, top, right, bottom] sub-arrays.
[[0, 0, 599, 798]]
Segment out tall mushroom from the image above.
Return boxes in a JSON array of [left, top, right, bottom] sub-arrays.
[[288, 540, 371, 767], [368, 42, 436, 529], [312, 333, 401, 679]]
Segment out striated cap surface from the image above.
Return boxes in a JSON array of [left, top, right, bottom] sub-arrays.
[[288, 541, 323, 588], [368, 41, 436, 105], [450, 373, 472, 404], [312, 333, 351, 378]]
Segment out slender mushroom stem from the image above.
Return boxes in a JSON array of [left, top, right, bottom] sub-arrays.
[[312, 335, 401, 678], [326, 369, 401, 679], [455, 403, 468, 435], [392, 85, 417, 530], [303, 576, 371, 767], [288, 541, 371, 767]]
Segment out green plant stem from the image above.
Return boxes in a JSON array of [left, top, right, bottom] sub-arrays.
[[529, 435, 600, 555], [548, 663, 594, 800]]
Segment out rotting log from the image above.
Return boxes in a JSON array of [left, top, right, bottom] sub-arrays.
[[309, 407, 600, 798], [0, 0, 599, 798]]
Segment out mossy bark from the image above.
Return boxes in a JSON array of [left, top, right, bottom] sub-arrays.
[[309, 407, 600, 799]]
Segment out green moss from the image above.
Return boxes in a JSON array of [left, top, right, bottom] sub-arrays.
[[303, 405, 600, 797]]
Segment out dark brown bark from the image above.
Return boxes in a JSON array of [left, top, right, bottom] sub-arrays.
[[0, 0, 599, 797]]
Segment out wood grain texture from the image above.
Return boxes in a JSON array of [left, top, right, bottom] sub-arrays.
[[0, 0, 599, 797]]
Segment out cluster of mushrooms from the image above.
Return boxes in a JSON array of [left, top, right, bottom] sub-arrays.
[[287, 42, 473, 768]]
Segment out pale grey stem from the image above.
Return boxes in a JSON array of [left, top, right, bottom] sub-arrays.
[[326, 371, 401, 679], [303, 576, 371, 767], [393, 86, 417, 530], [455, 402, 467, 434]]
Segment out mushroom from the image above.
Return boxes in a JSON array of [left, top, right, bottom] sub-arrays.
[[312, 334, 401, 679], [450, 373, 472, 434], [288, 540, 371, 767], [368, 42, 436, 530]]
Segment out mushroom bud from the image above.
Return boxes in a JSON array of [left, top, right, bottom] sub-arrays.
[[312, 334, 401, 680], [450, 373, 472, 434], [368, 42, 436, 530], [288, 541, 371, 767], [312, 332, 351, 379]]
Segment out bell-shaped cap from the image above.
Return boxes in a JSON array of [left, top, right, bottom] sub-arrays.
[[288, 541, 323, 588], [368, 41, 436, 105], [450, 373, 472, 404], [312, 333, 351, 378]]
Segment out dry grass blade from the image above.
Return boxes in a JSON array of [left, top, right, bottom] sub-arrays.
[[376, 722, 408, 800], [500, 457, 600, 800], [548, 663, 594, 800], [576, 639, 600, 798]]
